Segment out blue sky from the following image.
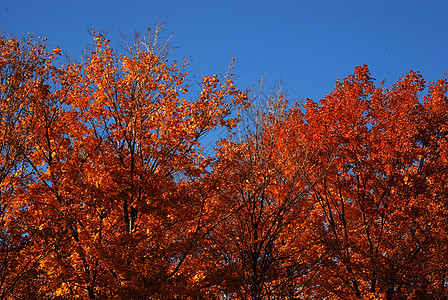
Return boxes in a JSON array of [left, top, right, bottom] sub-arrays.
[[2, 1, 448, 102]]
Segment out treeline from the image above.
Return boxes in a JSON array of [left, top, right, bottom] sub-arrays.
[[1, 28, 448, 299]]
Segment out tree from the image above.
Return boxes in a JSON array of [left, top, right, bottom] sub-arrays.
[[288, 66, 448, 299], [0, 30, 246, 299], [195, 81, 325, 299]]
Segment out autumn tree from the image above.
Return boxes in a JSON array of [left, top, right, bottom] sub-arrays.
[[191, 81, 325, 299], [0, 29, 246, 299], [285, 65, 448, 299]]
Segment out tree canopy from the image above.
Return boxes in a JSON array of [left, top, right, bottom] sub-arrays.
[[1, 30, 448, 299]]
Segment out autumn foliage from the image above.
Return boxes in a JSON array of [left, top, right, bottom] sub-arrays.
[[1, 30, 448, 299]]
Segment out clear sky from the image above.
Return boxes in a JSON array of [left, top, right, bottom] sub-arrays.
[[2, 0, 448, 103]]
